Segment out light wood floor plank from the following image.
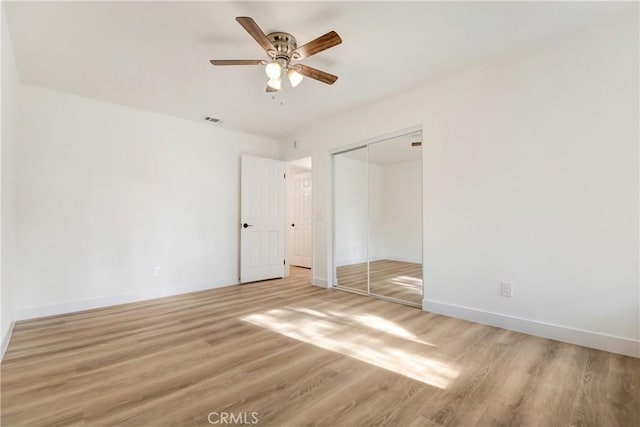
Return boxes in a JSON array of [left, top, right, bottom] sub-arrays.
[[337, 260, 423, 305], [2, 267, 638, 426]]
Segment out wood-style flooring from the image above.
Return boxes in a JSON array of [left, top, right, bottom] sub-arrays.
[[2, 267, 638, 426], [336, 260, 423, 306]]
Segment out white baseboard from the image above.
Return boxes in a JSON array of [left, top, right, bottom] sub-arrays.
[[385, 255, 422, 264], [312, 276, 329, 288], [1, 321, 15, 362], [422, 298, 640, 358], [335, 257, 368, 267], [336, 256, 422, 267], [14, 279, 239, 321]]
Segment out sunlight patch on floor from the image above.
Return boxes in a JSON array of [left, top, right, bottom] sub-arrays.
[[388, 275, 423, 294], [292, 307, 330, 318], [352, 313, 418, 340], [316, 309, 436, 347], [240, 309, 458, 389]]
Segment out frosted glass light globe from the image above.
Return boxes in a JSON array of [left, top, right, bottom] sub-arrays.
[[267, 77, 282, 91], [265, 62, 282, 79], [287, 69, 304, 87]]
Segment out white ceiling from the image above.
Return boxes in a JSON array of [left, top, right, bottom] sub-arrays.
[[5, 1, 631, 139], [289, 156, 312, 170], [369, 132, 422, 165]]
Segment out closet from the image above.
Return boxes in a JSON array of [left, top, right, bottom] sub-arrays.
[[332, 129, 423, 307]]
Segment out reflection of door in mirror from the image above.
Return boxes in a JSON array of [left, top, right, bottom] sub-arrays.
[[333, 147, 369, 293], [368, 132, 423, 306]]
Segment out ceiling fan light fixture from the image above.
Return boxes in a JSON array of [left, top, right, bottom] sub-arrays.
[[287, 69, 304, 87], [265, 61, 282, 79], [210, 17, 342, 92], [267, 77, 282, 91]]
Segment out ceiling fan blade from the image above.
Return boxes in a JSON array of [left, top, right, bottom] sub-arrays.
[[210, 59, 265, 66], [266, 85, 279, 93], [295, 64, 338, 85], [236, 17, 276, 55], [292, 31, 342, 60]]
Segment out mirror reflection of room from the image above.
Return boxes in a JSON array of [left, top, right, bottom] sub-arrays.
[[368, 132, 422, 306], [333, 130, 423, 307], [334, 146, 369, 294]]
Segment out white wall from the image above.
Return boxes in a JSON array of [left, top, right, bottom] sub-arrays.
[[334, 154, 370, 266], [14, 85, 280, 319], [1, 4, 20, 354], [334, 156, 422, 266], [381, 160, 422, 263], [282, 16, 639, 356], [368, 161, 385, 262]]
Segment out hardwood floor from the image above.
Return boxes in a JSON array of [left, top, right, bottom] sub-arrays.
[[2, 267, 638, 426], [336, 260, 423, 306]]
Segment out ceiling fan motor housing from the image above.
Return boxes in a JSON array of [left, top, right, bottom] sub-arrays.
[[267, 32, 298, 60]]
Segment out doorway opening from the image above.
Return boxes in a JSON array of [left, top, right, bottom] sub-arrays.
[[286, 157, 312, 277]]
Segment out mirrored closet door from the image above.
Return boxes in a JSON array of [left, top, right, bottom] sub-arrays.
[[333, 146, 369, 294], [368, 134, 423, 306], [333, 130, 423, 307]]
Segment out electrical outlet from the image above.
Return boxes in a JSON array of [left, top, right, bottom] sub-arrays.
[[154, 266, 161, 277], [501, 281, 513, 297]]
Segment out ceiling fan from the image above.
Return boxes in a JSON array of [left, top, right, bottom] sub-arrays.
[[210, 17, 342, 92]]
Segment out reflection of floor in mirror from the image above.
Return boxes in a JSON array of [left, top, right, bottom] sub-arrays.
[[336, 260, 423, 306]]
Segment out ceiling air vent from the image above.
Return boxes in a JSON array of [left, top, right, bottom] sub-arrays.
[[205, 116, 221, 123]]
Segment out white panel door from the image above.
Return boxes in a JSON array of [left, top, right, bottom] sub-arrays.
[[290, 172, 312, 268], [241, 156, 285, 283]]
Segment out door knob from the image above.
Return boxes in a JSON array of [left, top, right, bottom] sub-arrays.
[[242, 223, 253, 228], [291, 223, 295, 227]]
